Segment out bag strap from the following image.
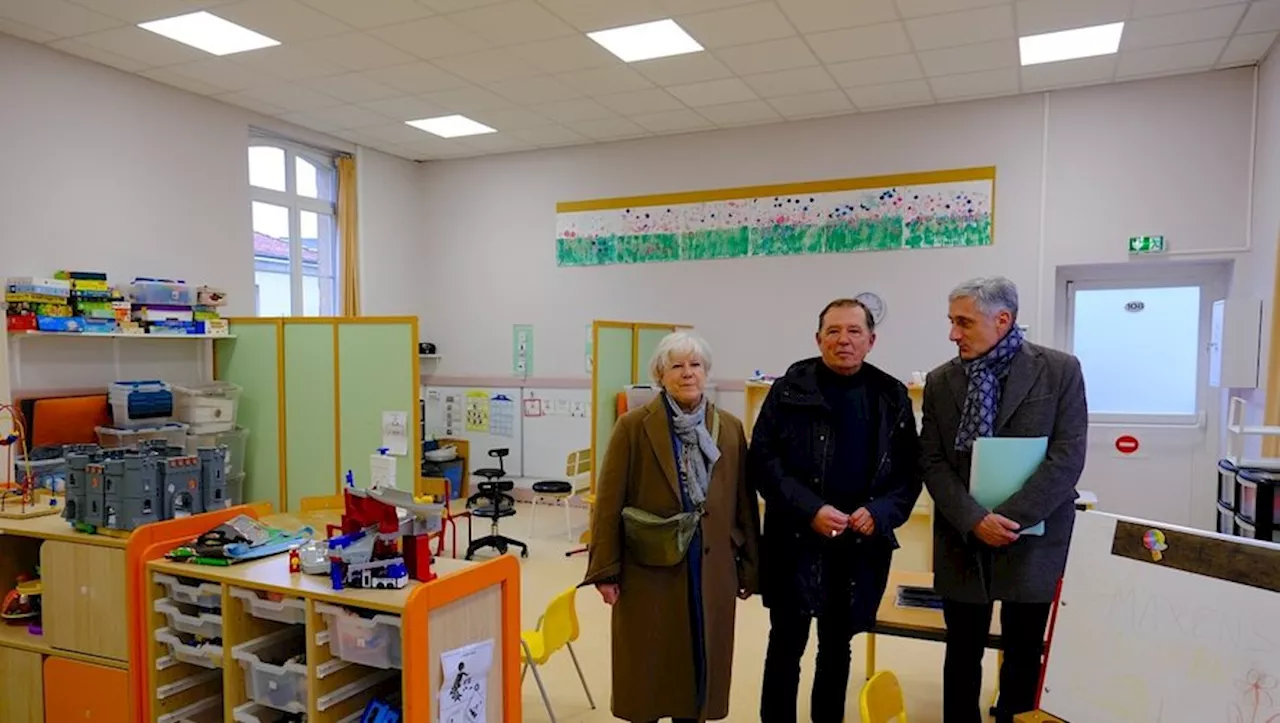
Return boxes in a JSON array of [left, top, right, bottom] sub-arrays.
[[710, 408, 721, 445]]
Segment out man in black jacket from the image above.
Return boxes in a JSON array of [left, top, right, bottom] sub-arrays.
[[751, 298, 922, 723]]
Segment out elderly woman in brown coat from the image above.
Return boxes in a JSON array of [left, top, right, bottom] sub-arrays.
[[583, 330, 761, 723]]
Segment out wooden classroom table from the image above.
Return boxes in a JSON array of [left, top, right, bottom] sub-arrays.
[[868, 569, 1003, 677]]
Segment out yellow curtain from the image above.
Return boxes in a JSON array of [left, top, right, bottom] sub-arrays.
[[337, 155, 360, 317]]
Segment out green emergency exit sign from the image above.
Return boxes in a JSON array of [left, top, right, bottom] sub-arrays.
[[1129, 235, 1166, 254]]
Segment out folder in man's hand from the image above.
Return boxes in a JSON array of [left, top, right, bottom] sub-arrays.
[[970, 436, 1047, 536]]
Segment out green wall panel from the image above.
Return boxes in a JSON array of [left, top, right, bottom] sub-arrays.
[[216, 323, 281, 511], [635, 327, 674, 385], [284, 323, 337, 512], [593, 326, 634, 477], [338, 322, 416, 491]]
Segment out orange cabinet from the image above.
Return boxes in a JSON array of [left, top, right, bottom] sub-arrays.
[[44, 657, 130, 723]]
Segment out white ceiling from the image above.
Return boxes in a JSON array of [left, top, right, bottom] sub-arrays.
[[2, 0, 1277, 161]]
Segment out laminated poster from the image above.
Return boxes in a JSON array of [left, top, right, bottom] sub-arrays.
[[465, 391, 490, 433], [440, 638, 493, 723]]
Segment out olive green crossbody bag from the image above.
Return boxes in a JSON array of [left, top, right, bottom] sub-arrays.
[[620, 410, 720, 567]]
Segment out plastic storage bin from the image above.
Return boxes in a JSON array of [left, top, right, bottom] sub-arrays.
[[173, 382, 241, 434], [155, 598, 223, 639], [131, 278, 194, 306], [1217, 458, 1238, 509], [14, 445, 68, 493], [1218, 503, 1234, 535], [97, 422, 189, 451], [233, 702, 303, 723], [186, 427, 249, 476], [155, 573, 222, 610], [230, 588, 307, 625], [232, 627, 309, 713], [228, 472, 244, 506], [1237, 468, 1280, 528], [109, 380, 174, 428], [157, 695, 222, 723], [156, 628, 223, 669], [316, 602, 403, 669]]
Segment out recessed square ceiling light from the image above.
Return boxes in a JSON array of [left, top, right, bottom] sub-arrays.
[[138, 11, 279, 56], [405, 115, 496, 138], [587, 19, 704, 63], [1019, 22, 1125, 66]]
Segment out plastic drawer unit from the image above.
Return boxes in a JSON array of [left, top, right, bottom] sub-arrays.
[[315, 602, 404, 670], [155, 598, 224, 639], [229, 587, 307, 625], [1217, 458, 1238, 510], [156, 628, 224, 669], [173, 382, 241, 434], [232, 627, 309, 714], [155, 572, 223, 609], [1237, 468, 1280, 541], [156, 696, 223, 723]]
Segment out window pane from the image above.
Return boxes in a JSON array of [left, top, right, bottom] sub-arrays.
[[255, 271, 292, 317], [249, 146, 286, 192], [297, 157, 319, 199], [1072, 286, 1200, 415], [303, 276, 321, 316], [301, 210, 337, 315]]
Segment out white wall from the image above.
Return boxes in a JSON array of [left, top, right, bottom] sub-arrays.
[[411, 68, 1257, 385], [357, 146, 425, 316]]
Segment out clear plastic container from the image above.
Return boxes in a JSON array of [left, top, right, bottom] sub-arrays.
[[186, 427, 248, 476], [232, 702, 302, 723], [155, 598, 223, 639], [155, 669, 221, 702], [229, 588, 306, 625], [109, 380, 174, 428], [315, 602, 403, 670], [131, 279, 194, 306], [98, 423, 189, 451], [154, 573, 222, 609], [157, 695, 222, 723], [173, 382, 242, 434], [155, 628, 223, 669], [316, 670, 397, 712], [14, 447, 68, 493], [232, 627, 308, 714], [227, 473, 244, 506]]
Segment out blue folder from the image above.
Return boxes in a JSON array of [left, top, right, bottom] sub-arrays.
[[970, 436, 1047, 536]]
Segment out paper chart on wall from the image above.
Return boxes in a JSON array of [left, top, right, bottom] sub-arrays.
[[380, 410, 409, 456], [465, 391, 490, 433], [441, 392, 461, 436], [490, 394, 515, 438], [439, 639, 493, 723]]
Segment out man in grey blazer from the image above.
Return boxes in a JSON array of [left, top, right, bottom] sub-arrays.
[[920, 277, 1087, 723]]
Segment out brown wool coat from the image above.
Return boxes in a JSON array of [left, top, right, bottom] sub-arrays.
[[583, 395, 762, 722]]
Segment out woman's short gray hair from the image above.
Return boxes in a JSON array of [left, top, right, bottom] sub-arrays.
[[949, 276, 1020, 321], [649, 330, 713, 383]]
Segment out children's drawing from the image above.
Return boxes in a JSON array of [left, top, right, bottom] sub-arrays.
[[1230, 669, 1280, 723]]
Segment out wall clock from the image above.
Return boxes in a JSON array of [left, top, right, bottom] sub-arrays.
[[855, 291, 887, 327]]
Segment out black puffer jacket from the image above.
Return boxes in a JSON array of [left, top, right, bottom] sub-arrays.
[[749, 358, 921, 622]]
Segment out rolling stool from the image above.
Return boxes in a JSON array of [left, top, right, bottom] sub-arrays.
[[529, 479, 575, 540], [466, 449, 528, 560]]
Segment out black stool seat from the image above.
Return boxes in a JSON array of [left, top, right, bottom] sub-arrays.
[[532, 480, 573, 495], [478, 480, 514, 492], [464, 446, 527, 560], [474, 467, 506, 480], [472, 504, 516, 520]]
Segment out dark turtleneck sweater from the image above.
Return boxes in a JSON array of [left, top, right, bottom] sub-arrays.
[[815, 362, 877, 514]]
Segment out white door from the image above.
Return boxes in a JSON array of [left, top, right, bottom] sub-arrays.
[[1062, 262, 1230, 530]]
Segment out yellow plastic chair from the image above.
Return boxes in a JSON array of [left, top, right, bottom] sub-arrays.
[[520, 586, 595, 723], [860, 670, 907, 723]]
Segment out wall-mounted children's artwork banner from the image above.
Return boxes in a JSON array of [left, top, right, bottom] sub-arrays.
[[555, 166, 995, 267]]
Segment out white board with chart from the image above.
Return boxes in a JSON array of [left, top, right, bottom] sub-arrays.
[[1039, 511, 1280, 723], [424, 386, 524, 475]]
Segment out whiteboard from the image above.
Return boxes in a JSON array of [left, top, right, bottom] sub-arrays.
[[1041, 512, 1280, 723], [520, 387, 590, 479], [423, 386, 524, 476]]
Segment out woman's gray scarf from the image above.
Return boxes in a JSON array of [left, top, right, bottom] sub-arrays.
[[665, 394, 720, 508]]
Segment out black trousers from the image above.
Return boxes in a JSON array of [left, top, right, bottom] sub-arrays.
[[941, 599, 1052, 723], [760, 604, 858, 723]]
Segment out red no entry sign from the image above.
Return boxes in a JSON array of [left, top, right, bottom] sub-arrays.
[[1115, 435, 1140, 455]]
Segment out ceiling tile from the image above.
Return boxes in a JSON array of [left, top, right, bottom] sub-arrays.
[[434, 49, 543, 83], [299, 33, 417, 72], [306, 72, 403, 103], [1020, 54, 1116, 90], [742, 66, 838, 98], [466, 106, 555, 130], [233, 44, 347, 81], [511, 124, 590, 146], [395, 135, 470, 158], [1116, 38, 1226, 78], [1014, 0, 1130, 36], [655, 0, 762, 13], [281, 104, 387, 130], [633, 53, 736, 85], [806, 22, 912, 63], [235, 82, 342, 111], [827, 53, 924, 87], [364, 62, 471, 93], [1240, 0, 1280, 33], [536, 0, 667, 32], [416, 0, 506, 10], [776, 0, 900, 33], [714, 38, 819, 75], [508, 36, 619, 73], [361, 95, 451, 120], [70, 26, 207, 67], [894, 0, 1006, 18], [360, 122, 436, 143], [0, 0, 120, 37], [928, 66, 1018, 100], [65, 0, 236, 24], [213, 91, 288, 115], [448, 0, 578, 45], [141, 67, 225, 94], [160, 57, 265, 92], [531, 98, 618, 122], [906, 5, 1015, 51], [458, 134, 536, 153], [297, 0, 434, 28], [0, 17, 58, 43], [216, 0, 351, 43], [1134, 0, 1250, 18], [1121, 5, 1247, 50], [335, 129, 388, 146], [556, 65, 654, 95], [666, 77, 759, 106], [47, 38, 150, 72], [594, 88, 685, 115], [677, 2, 798, 49], [369, 16, 492, 59], [629, 108, 715, 132], [918, 39, 1017, 76], [422, 85, 513, 112], [844, 78, 933, 109], [767, 89, 855, 118], [568, 116, 647, 140], [1219, 31, 1278, 65], [697, 99, 781, 126], [486, 75, 583, 104]]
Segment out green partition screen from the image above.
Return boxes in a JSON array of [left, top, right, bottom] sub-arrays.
[[216, 322, 281, 511], [592, 325, 634, 488], [338, 321, 416, 491], [635, 326, 674, 383], [283, 323, 338, 511]]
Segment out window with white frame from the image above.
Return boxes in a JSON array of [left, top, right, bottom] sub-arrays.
[[248, 137, 339, 317]]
